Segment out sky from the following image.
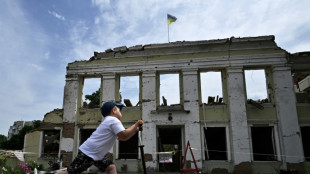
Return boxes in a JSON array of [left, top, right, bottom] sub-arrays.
[[1, 0, 310, 136]]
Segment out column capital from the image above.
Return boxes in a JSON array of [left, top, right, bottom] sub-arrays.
[[227, 66, 243, 73], [182, 69, 198, 76], [101, 72, 115, 80], [65, 74, 79, 81], [272, 65, 291, 72], [142, 71, 156, 78]]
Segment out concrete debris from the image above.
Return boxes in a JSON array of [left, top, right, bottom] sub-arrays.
[[124, 99, 133, 107], [161, 96, 167, 106]]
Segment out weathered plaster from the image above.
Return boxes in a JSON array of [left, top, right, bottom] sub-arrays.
[[63, 75, 79, 123], [297, 104, 310, 119], [23, 36, 310, 173], [59, 123, 75, 165], [182, 70, 202, 168], [200, 105, 229, 121], [273, 66, 304, 163], [121, 107, 142, 122], [24, 131, 41, 158], [77, 108, 101, 123], [43, 109, 63, 123], [227, 67, 252, 165], [60, 137, 74, 152], [246, 104, 277, 120], [102, 73, 116, 102], [141, 71, 157, 169]]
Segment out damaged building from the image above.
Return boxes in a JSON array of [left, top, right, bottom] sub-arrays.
[[23, 35, 310, 173]]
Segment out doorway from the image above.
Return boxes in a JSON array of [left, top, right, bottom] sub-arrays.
[[157, 126, 183, 172]]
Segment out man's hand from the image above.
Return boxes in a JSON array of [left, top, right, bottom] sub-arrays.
[[138, 120, 143, 131], [118, 120, 143, 141]]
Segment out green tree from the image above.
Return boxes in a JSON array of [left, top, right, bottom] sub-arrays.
[[84, 88, 100, 108], [0, 134, 7, 148], [1, 120, 41, 150], [32, 120, 42, 129]]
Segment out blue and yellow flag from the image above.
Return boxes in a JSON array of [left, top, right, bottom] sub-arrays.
[[167, 14, 177, 26]]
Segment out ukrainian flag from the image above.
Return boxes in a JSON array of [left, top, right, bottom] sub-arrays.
[[167, 14, 177, 26]]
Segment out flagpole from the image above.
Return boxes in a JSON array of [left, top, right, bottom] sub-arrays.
[[167, 13, 176, 43], [168, 22, 170, 42]]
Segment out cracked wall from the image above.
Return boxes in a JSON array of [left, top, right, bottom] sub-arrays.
[[23, 35, 310, 173]]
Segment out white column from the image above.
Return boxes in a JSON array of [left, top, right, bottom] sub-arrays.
[[226, 67, 251, 164], [63, 75, 79, 123], [61, 75, 79, 165], [102, 73, 116, 102], [182, 70, 202, 168], [141, 71, 157, 169], [183, 70, 199, 111], [272, 66, 304, 163]]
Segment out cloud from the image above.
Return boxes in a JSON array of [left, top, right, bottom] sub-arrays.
[[0, 1, 63, 135], [69, 0, 310, 107], [245, 70, 268, 100], [1, 0, 309, 136], [28, 63, 44, 71], [201, 72, 223, 103], [160, 74, 180, 105], [48, 10, 65, 20], [66, 0, 177, 62], [44, 52, 50, 60], [84, 0, 310, 52], [120, 76, 140, 105]]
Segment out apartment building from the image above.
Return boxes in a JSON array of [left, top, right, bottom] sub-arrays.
[[8, 121, 33, 140]]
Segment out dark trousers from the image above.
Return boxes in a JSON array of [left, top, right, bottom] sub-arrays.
[[67, 150, 113, 174]]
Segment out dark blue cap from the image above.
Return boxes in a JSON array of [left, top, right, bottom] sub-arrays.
[[101, 101, 124, 117]]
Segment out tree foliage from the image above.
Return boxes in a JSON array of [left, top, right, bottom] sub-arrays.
[[0, 134, 7, 146], [84, 88, 100, 108], [0, 120, 41, 150]]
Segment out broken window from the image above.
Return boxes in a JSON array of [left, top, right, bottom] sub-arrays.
[[245, 69, 268, 104], [159, 73, 180, 106], [293, 73, 310, 103], [79, 129, 96, 146], [251, 126, 277, 161], [203, 127, 227, 160], [157, 127, 182, 172], [200, 71, 223, 104], [301, 126, 310, 161], [120, 76, 140, 107], [41, 130, 60, 158], [82, 78, 101, 108], [118, 132, 138, 159]]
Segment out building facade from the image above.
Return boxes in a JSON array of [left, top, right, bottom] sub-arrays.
[[24, 35, 310, 173], [8, 121, 33, 140]]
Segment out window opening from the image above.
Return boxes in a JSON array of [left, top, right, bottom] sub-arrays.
[[251, 126, 276, 161], [118, 132, 138, 159], [41, 130, 60, 158], [293, 73, 310, 103], [83, 78, 101, 108], [301, 126, 310, 161], [157, 127, 182, 172], [203, 127, 227, 160], [200, 71, 223, 104], [79, 129, 96, 146], [120, 76, 140, 107], [160, 74, 180, 106], [245, 70, 268, 104]]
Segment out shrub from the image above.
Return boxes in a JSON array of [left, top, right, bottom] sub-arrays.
[[16, 162, 31, 173], [26, 160, 43, 170], [0, 154, 7, 166]]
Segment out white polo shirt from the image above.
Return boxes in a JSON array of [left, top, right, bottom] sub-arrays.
[[79, 116, 125, 160]]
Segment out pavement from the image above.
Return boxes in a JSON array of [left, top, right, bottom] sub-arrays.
[[118, 172, 198, 174], [118, 173, 185, 174]]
